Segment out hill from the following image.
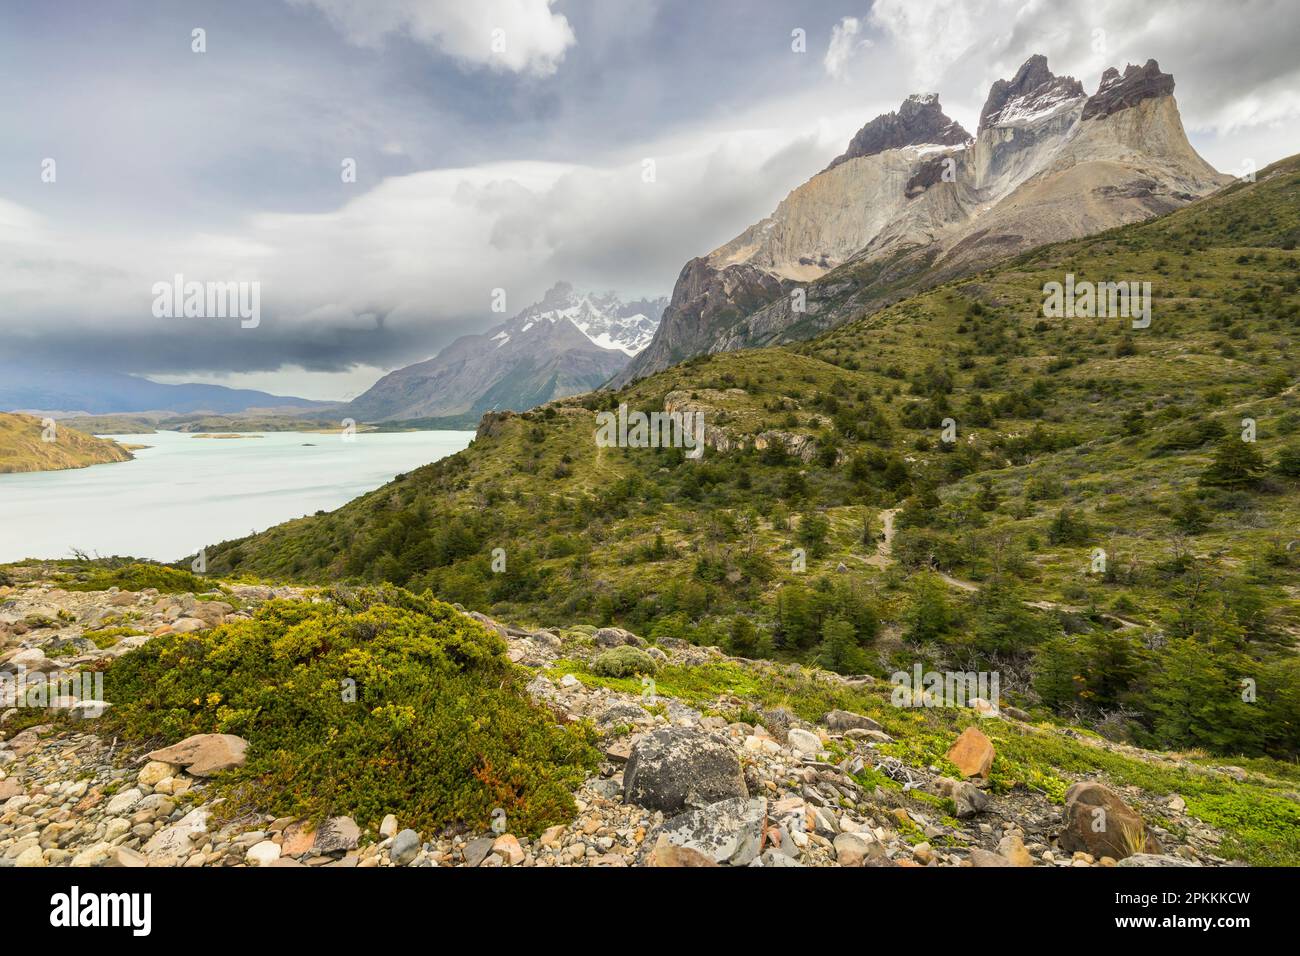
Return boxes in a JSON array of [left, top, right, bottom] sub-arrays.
[[0, 413, 134, 473], [205, 153, 1300, 766]]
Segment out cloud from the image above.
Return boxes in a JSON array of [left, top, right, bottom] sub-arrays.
[[867, 0, 1300, 140], [824, 17, 873, 80], [288, 0, 576, 75]]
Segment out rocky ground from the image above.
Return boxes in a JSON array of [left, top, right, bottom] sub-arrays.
[[0, 571, 1241, 868]]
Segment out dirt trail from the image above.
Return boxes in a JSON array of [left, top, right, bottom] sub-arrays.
[[864, 507, 900, 570]]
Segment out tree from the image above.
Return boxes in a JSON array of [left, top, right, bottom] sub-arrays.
[[797, 511, 831, 558], [817, 616, 863, 674], [1274, 444, 1300, 478], [1199, 436, 1266, 488], [728, 615, 759, 657], [903, 573, 957, 644]]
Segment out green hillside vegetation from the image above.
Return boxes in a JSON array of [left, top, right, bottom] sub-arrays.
[[0, 413, 133, 473], [205, 155, 1300, 762]]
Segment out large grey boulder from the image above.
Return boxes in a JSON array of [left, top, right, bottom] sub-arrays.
[[623, 727, 747, 813]]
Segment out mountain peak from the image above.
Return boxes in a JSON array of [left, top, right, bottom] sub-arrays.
[[827, 94, 971, 171], [1083, 58, 1175, 120], [979, 54, 1085, 131]]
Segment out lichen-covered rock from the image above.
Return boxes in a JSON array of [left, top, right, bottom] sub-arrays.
[[1058, 782, 1162, 860], [623, 727, 747, 813]]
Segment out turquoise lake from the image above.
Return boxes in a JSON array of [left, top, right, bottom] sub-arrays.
[[0, 430, 474, 563]]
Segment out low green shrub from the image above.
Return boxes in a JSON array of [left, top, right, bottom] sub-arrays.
[[64, 562, 211, 594], [590, 646, 658, 678], [101, 585, 599, 836]]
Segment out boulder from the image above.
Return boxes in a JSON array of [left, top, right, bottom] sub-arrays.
[[145, 733, 247, 777], [311, 816, 360, 854], [623, 727, 747, 813], [642, 797, 766, 866], [833, 830, 885, 867], [646, 835, 719, 867], [946, 726, 995, 779], [1058, 782, 1162, 860], [246, 841, 282, 867], [787, 728, 822, 754], [824, 709, 882, 733], [142, 808, 209, 860], [1115, 853, 1200, 868], [930, 776, 989, 818], [969, 848, 1017, 867], [593, 626, 646, 648], [390, 829, 421, 866]]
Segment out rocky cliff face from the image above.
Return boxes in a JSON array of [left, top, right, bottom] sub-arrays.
[[348, 283, 665, 421], [616, 55, 1230, 383]]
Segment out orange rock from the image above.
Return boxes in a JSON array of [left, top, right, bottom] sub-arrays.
[[946, 726, 995, 779]]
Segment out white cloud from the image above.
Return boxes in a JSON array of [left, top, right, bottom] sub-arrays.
[[824, 17, 873, 80], [289, 0, 576, 76]]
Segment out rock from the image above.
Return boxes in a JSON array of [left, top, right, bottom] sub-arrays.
[[787, 728, 822, 754], [997, 832, 1034, 867], [170, 617, 209, 633], [833, 830, 884, 867], [930, 776, 989, 818], [824, 709, 882, 733], [463, 836, 495, 867], [643, 797, 766, 867], [492, 834, 525, 865], [539, 825, 565, 849], [142, 808, 209, 859], [0, 778, 22, 800], [379, 814, 398, 839], [757, 707, 794, 743], [71, 842, 113, 867], [311, 816, 360, 854], [145, 733, 248, 777], [280, 822, 316, 855], [622, 727, 747, 813], [969, 848, 1017, 867], [1059, 782, 1162, 861], [593, 627, 645, 648], [391, 829, 420, 866], [1003, 706, 1031, 721], [1116, 853, 1200, 868], [137, 761, 178, 788], [68, 700, 111, 720], [946, 726, 995, 779], [646, 835, 719, 867], [110, 847, 149, 868], [15, 845, 45, 867], [246, 841, 282, 867], [104, 788, 143, 815]]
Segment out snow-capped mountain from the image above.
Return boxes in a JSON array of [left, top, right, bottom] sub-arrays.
[[345, 283, 666, 422]]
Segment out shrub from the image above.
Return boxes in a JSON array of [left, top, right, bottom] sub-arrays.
[[101, 586, 598, 836], [64, 562, 211, 594], [590, 645, 658, 678]]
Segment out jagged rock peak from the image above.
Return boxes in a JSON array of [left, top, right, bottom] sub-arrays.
[[979, 54, 1085, 131], [1082, 59, 1175, 120], [826, 94, 971, 171]]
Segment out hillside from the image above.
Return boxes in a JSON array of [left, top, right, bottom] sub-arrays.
[[0, 413, 134, 473], [203, 152, 1300, 773]]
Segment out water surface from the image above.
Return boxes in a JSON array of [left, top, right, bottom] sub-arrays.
[[0, 430, 474, 563]]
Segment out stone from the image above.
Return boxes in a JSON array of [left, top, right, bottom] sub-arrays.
[[280, 822, 316, 856], [833, 830, 884, 867], [643, 797, 766, 867], [824, 709, 882, 733], [145, 733, 247, 777], [110, 847, 149, 868], [137, 761, 178, 788], [646, 835, 719, 867], [1059, 782, 1162, 861], [787, 728, 822, 754], [593, 627, 645, 648], [463, 836, 495, 867], [1115, 853, 1200, 868], [15, 845, 45, 867], [71, 842, 113, 867], [622, 727, 747, 813], [930, 776, 989, 818], [379, 814, 398, 839], [946, 726, 995, 779], [969, 848, 1017, 867], [246, 841, 282, 866], [391, 829, 420, 866], [104, 788, 143, 815], [68, 700, 111, 720], [997, 832, 1034, 866], [143, 808, 210, 859], [311, 816, 360, 854], [492, 834, 525, 865]]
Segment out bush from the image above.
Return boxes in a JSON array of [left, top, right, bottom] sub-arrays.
[[590, 645, 658, 678], [64, 562, 211, 594], [101, 586, 598, 836]]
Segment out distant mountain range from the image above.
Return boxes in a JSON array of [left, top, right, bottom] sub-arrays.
[[345, 282, 666, 422], [0, 363, 328, 417], [614, 55, 1231, 385]]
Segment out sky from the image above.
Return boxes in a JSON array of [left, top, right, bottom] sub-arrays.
[[1, 0, 1298, 400]]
